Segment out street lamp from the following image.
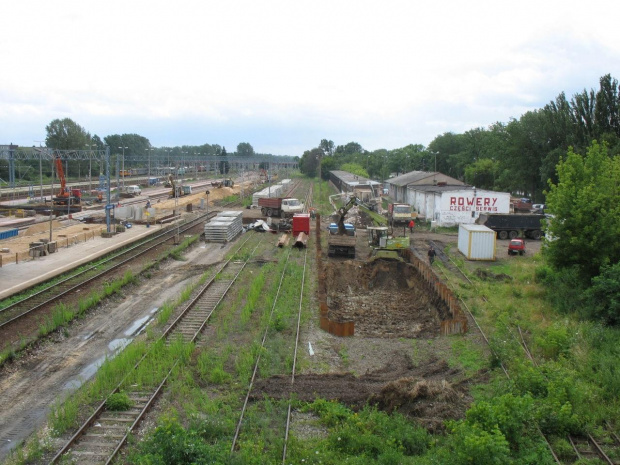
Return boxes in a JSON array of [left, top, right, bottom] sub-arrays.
[[86, 144, 96, 193], [146, 148, 155, 179], [165, 149, 171, 175], [118, 146, 128, 188]]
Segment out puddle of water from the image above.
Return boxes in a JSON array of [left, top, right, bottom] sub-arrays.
[[62, 355, 106, 391], [108, 338, 131, 352], [124, 316, 150, 336], [60, 309, 159, 394], [123, 308, 159, 337]]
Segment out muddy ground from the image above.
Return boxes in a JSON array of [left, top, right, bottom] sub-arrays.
[[0, 240, 234, 462]]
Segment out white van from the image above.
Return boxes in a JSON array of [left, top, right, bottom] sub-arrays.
[[124, 185, 142, 196]]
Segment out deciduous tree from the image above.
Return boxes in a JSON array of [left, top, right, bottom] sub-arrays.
[[45, 118, 90, 150], [236, 142, 254, 156], [544, 141, 620, 281]]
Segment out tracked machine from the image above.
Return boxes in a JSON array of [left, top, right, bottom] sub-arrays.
[[366, 226, 410, 261], [52, 154, 82, 212], [327, 196, 359, 258]]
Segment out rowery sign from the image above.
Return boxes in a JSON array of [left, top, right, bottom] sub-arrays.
[[441, 193, 510, 213]]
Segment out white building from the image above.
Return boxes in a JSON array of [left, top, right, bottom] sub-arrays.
[[386, 171, 511, 227]]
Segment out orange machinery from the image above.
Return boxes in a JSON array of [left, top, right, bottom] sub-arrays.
[[53, 155, 82, 205]]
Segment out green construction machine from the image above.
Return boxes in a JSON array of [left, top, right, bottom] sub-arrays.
[[367, 226, 410, 260]]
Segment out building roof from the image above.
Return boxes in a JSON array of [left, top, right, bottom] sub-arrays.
[[329, 170, 380, 187], [407, 184, 475, 194], [388, 170, 464, 187]]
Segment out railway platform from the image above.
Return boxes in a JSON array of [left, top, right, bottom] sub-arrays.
[[0, 223, 160, 301]]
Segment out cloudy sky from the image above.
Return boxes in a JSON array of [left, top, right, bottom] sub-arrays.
[[1, 0, 619, 156]]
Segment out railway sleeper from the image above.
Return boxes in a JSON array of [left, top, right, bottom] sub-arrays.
[[570, 435, 614, 463]]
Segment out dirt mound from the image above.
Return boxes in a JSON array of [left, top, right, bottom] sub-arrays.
[[369, 377, 468, 432], [251, 354, 473, 429], [474, 268, 513, 282], [24, 220, 62, 235]]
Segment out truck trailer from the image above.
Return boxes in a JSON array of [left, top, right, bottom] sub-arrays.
[[476, 213, 545, 240], [258, 197, 304, 218]]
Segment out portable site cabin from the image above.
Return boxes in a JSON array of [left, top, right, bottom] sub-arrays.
[[458, 224, 496, 261]]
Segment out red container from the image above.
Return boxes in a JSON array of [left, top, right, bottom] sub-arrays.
[[292, 213, 310, 236]]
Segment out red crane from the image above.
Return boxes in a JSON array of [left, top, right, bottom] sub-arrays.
[[53, 155, 81, 205]]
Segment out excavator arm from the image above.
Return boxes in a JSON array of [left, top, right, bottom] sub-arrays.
[[55, 155, 68, 197], [336, 196, 361, 235]]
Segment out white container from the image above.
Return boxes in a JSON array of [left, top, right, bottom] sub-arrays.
[[458, 224, 496, 260]]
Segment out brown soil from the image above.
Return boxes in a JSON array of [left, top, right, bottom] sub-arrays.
[[323, 259, 447, 338], [249, 208, 486, 432], [252, 353, 474, 432], [0, 180, 252, 262]]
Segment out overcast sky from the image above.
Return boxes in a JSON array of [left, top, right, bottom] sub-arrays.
[[2, 0, 619, 156]]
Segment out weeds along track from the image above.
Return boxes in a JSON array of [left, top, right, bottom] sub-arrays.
[[431, 244, 620, 464], [230, 244, 309, 463], [49, 233, 263, 465], [0, 211, 218, 351]]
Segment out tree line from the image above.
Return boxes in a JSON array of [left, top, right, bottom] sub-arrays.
[[0, 119, 262, 180], [299, 74, 620, 325], [300, 74, 620, 203]]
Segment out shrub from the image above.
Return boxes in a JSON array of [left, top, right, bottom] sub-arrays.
[[541, 266, 588, 316], [448, 422, 511, 465], [131, 414, 226, 464], [307, 399, 352, 427], [465, 393, 534, 446], [585, 263, 620, 324], [535, 323, 572, 359], [106, 392, 133, 411]]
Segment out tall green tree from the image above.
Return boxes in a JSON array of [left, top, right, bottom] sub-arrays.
[[335, 142, 364, 155], [594, 74, 620, 139], [544, 141, 620, 281], [236, 142, 255, 156], [45, 118, 90, 150], [299, 148, 322, 177], [319, 139, 335, 156], [428, 132, 467, 178]]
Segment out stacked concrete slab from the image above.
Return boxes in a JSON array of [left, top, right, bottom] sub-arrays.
[[204, 211, 243, 242], [252, 184, 284, 206]]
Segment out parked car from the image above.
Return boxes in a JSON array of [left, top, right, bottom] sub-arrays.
[[123, 185, 142, 196], [531, 203, 545, 213], [508, 238, 526, 255]]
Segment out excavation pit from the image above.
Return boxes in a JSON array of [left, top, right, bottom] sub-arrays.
[[323, 258, 451, 338]]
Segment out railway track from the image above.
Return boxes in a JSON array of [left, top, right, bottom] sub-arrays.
[[230, 243, 310, 463], [49, 234, 263, 464], [0, 178, 304, 344], [0, 211, 216, 340], [428, 240, 620, 464], [229, 183, 312, 462]]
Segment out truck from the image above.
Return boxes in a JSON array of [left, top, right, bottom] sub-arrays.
[[476, 213, 545, 240], [258, 197, 304, 218], [512, 197, 533, 213], [327, 196, 359, 258], [388, 203, 415, 225]]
